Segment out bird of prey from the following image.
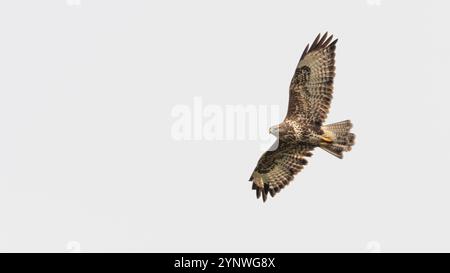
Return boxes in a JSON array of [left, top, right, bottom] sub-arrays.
[[249, 32, 355, 202]]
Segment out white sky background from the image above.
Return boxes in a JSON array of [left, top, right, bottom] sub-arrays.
[[0, 0, 448, 252]]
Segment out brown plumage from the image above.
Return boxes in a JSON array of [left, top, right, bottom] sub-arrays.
[[249, 33, 355, 202]]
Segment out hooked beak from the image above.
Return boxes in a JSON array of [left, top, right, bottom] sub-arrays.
[[269, 126, 278, 136]]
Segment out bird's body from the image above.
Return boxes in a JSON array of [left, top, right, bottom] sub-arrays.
[[249, 33, 355, 202]]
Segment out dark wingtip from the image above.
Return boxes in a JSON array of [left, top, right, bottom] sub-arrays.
[[262, 184, 270, 202], [256, 187, 261, 199], [269, 189, 276, 197], [300, 43, 310, 60], [324, 34, 333, 47], [300, 33, 337, 61], [310, 33, 321, 50], [330, 38, 338, 47], [315, 32, 337, 50], [317, 32, 328, 47]]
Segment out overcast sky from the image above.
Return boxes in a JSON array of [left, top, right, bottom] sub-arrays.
[[0, 0, 448, 252]]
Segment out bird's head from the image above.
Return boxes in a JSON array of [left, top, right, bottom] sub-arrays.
[[269, 123, 290, 139]]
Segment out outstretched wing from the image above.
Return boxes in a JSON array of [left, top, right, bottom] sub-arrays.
[[249, 141, 314, 202], [286, 32, 337, 129]]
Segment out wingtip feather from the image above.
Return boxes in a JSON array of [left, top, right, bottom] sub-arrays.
[[300, 33, 337, 61]]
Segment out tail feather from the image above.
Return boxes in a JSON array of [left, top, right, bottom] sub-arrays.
[[320, 120, 355, 158]]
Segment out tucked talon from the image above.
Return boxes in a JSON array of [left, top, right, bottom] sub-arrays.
[[320, 135, 333, 143]]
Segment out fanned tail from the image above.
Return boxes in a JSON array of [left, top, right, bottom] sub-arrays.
[[320, 120, 355, 159]]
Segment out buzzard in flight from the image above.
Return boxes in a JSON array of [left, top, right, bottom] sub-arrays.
[[249, 33, 355, 202]]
